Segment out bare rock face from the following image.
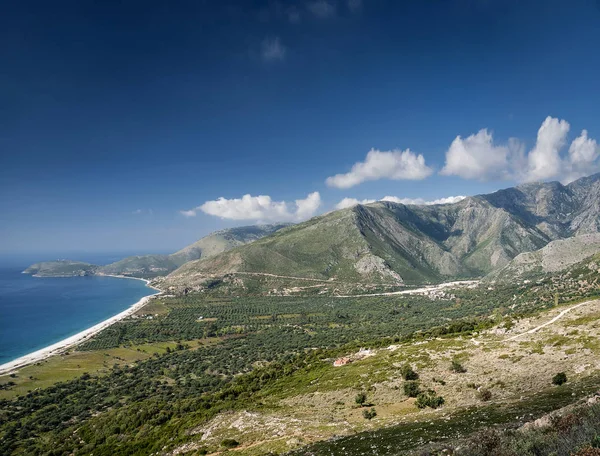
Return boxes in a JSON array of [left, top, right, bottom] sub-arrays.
[[354, 254, 403, 284]]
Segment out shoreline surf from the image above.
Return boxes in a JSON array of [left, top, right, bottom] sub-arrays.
[[0, 276, 161, 376]]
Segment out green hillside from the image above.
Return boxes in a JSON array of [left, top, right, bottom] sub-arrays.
[[22, 260, 97, 277], [22, 224, 288, 279]]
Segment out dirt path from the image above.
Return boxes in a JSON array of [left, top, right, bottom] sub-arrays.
[[506, 299, 597, 341]]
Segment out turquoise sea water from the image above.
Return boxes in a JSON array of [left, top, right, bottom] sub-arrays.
[[0, 254, 155, 365]]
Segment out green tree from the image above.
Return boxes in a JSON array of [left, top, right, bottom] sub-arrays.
[[552, 372, 567, 386], [416, 390, 445, 409], [400, 363, 419, 380], [403, 380, 421, 398], [362, 408, 377, 420], [355, 392, 367, 406]]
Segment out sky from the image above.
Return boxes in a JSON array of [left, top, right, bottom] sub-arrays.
[[1, 0, 600, 255]]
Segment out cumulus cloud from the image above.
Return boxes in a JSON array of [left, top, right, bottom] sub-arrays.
[[261, 37, 286, 61], [563, 130, 600, 183], [307, 0, 336, 18], [335, 195, 466, 210], [440, 129, 523, 181], [181, 192, 321, 222], [523, 116, 570, 182], [326, 148, 433, 189], [441, 116, 600, 184]]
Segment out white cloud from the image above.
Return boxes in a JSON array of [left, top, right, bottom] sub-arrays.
[[441, 116, 600, 184], [440, 129, 523, 181], [326, 148, 433, 189], [307, 0, 336, 18], [523, 116, 570, 182], [347, 0, 362, 12], [295, 191, 322, 220], [335, 197, 376, 209], [182, 192, 321, 222], [335, 195, 466, 210], [381, 195, 467, 205], [261, 37, 286, 61], [563, 129, 600, 184], [180, 209, 197, 218]]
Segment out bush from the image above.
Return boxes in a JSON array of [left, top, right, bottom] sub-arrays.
[[400, 364, 419, 380], [552, 372, 567, 385], [221, 439, 239, 448], [362, 408, 377, 420], [477, 388, 492, 402], [415, 390, 445, 409], [450, 360, 466, 373], [552, 413, 581, 433], [355, 392, 367, 406], [572, 447, 600, 456], [403, 380, 421, 398]]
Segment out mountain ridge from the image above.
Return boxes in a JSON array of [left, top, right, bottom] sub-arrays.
[[162, 173, 600, 292]]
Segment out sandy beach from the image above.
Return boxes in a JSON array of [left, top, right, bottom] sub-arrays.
[[0, 278, 161, 376]]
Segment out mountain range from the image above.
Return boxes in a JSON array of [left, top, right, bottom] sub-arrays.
[[25, 173, 600, 292], [162, 173, 600, 291]]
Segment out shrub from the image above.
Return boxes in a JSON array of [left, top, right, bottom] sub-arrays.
[[552, 413, 581, 433], [477, 388, 492, 402], [403, 380, 421, 398], [416, 390, 445, 409], [221, 439, 239, 448], [400, 364, 419, 380], [362, 408, 377, 420], [552, 372, 567, 386], [450, 360, 466, 373], [355, 392, 367, 406], [572, 447, 600, 456]]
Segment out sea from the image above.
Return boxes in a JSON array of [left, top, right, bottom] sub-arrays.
[[0, 253, 157, 366]]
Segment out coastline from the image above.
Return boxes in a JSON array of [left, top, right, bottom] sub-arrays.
[[0, 277, 162, 376]]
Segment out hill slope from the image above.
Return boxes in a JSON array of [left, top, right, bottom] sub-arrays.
[[164, 174, 600, 290], [23, 260, 98, 277], [486, 233, 600, 282], [23, 224, 288, 278]]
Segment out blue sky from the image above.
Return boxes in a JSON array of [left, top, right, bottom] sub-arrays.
[[2, 0, 600, 255]]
